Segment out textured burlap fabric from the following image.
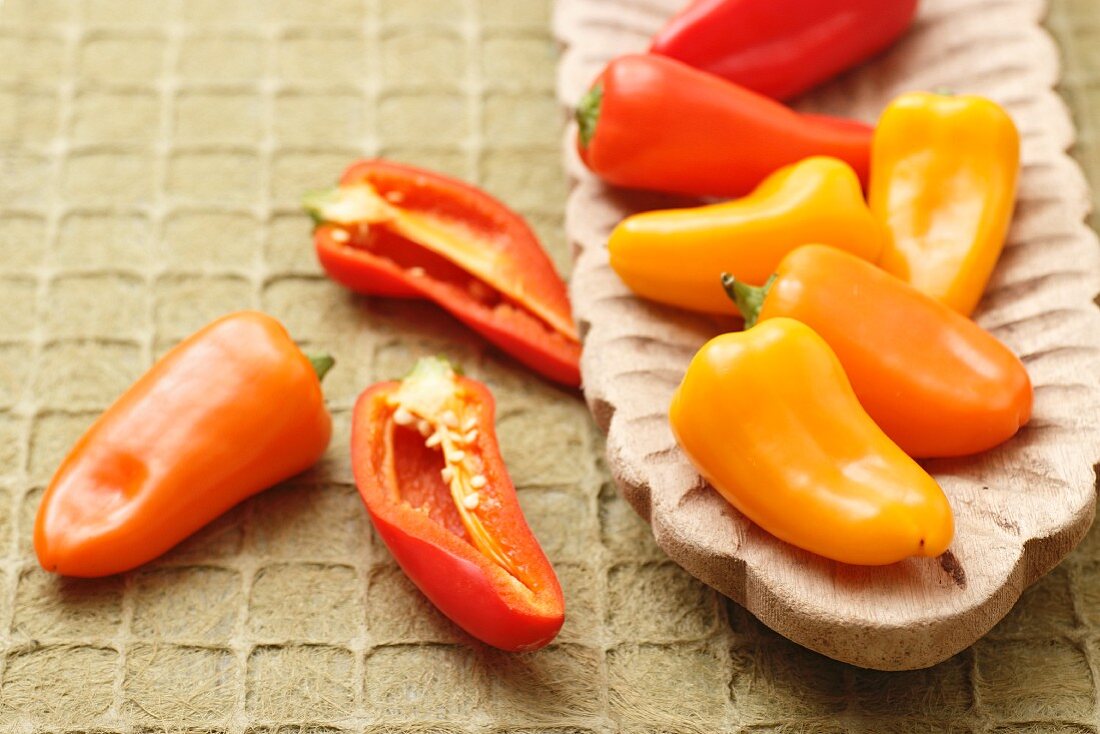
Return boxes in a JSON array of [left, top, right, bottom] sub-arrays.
[[0, 0, 1097, 731]]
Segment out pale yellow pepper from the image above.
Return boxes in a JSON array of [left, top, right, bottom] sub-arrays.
[[869, 91, 1020, 316]]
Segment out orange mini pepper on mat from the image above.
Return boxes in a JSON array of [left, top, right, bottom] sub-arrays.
[[608, 157, 884, 313], [870, 91, 1021, 315], [725, 245, 1032, 458], [352, 357, 564, 651], [670, 318, 954, 566], [35, 311, 333, 577], [305, 160, 581, 387], [575, 54, 872, 198]]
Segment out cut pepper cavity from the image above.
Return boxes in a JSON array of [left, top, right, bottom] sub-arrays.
[[385, 358, 529, 589], [306, 161, 581, 387], [353, 357, 564, 651]]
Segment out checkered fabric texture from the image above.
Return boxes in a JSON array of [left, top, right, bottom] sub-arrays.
[[0, 0, 1096, 731]]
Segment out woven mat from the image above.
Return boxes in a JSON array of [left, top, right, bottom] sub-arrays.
[[0, 0, 1097, 732]]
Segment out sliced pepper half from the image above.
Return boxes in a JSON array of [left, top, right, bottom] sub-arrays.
[[305, 160, 581, 387], [352, 357, 565, 651]]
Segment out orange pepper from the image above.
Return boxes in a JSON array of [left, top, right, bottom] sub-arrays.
[[35, 311, 333, 577], [727, 245, 1033, 458], [869, 91, 1020, 315], [607, 157, 884, 313], [670, 318, 954, 565]]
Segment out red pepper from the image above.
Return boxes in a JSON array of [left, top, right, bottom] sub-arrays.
[[575, 54, 872, 198], [305, 160, 581, 387], [650, 0, 920, 101], [352, 357, 564, 651]]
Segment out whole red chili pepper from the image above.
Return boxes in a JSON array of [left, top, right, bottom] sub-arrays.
[[305, 160, 581, 387], [575, 54, 872, 198], [353, 357, 564, 651], [650, 0, 920, 101]]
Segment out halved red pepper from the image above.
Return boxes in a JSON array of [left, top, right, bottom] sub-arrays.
[[304, 160, 581, 387], [352, 357, 564, 651]]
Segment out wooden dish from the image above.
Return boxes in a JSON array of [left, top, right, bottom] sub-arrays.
[[555, 0, 1100, 670]]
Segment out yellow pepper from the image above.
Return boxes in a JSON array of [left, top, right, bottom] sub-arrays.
[[669, 318, 954, 566], [869, 91, 1020, 316], [607, 156, 886, 314]]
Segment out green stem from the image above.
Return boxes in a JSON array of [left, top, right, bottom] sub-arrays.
[[576, 84, 603, 149], [308, 353, 336, 382], [721, 273, 776, 329], [301, 187, 339, 226]]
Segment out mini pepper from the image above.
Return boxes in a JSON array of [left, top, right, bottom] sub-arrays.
[[726, 245, 1032, 458], [608, 157, 884, 313], [35, 311, 334, 577], [869, 91, 1020, 315], [305, 160, 580, 387], [670, 318, 954, 566], [650, 0, 919, 100], [576, 54, 872, 198], [352, 357, 564, 651]]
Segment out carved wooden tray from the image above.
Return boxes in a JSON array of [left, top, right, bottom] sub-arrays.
[[555, 0, 1100, 670]]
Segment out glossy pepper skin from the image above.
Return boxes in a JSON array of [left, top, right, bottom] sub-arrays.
[[352, 357, 564, 651], [305, 160, 581, 387], [650, 0, 919, 101], [670, 318, 954, 565], [608, 157, 884, 313], [35, 311, 333, 577], [575, 54, 872, 198], [870, 91, 1020, 315], [728, 245, 1032, 458]]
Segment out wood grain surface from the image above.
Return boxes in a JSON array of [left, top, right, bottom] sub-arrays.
[[555, 0, 1100, 670]]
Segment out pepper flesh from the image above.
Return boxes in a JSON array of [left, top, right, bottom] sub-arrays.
[[352, 358, 564, 651], [575, 54, 872, 198], [650, 0, 919, 100], [608, 157, 884, 313], [869, 91, 1020, 315], [35, 311, 333, 577], [728, 245, 1032, 458], [306, 160, 581, 387], [669, 318, 954, 566]]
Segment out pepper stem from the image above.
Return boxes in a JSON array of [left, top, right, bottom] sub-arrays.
[[308, 353, 336, 382], [302, 187, 338, 226], [721, 273, 776, 329], [302, 183, 391, 228], [576, 84, 603, 148]]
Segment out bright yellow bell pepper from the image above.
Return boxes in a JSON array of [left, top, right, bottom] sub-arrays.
[[607, 156, 885, 314], [869, 91, 1020, 316], [669, 318, 954, 566]]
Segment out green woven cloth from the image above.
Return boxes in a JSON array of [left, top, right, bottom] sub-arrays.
[[0, 0, 1096, 731]]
